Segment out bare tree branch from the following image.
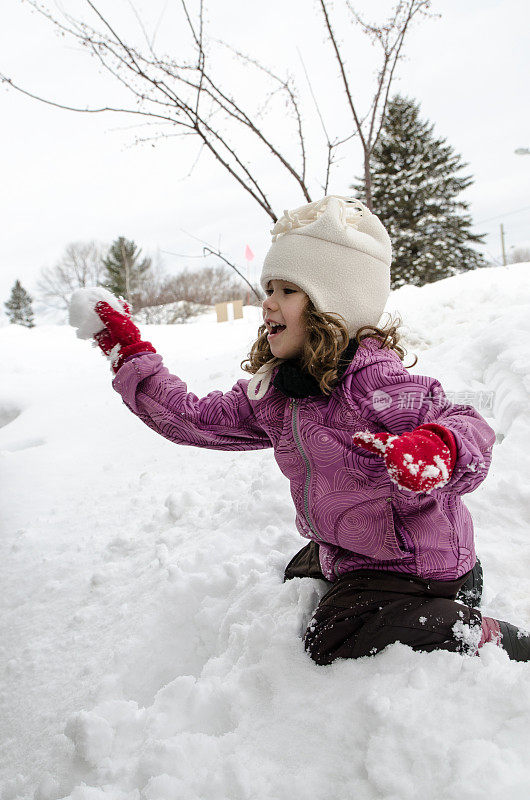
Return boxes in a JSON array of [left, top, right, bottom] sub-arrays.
[[296, 46, 359, 195], [0, 73, 182, 119], [319, 0, 435, 208], [4, 0, 435, 218], [202, 247, 262, 301], [10, 0, 313, 217], [319, 0, 367, 150], [217, 40, 309, 190]]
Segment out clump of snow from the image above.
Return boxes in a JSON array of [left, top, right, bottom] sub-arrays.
[[1, 266, 530, 799], [431, 453, 449, 483], [452, 619, 483, 654], [68, 287, 126, 340], [352, 430, 397, 453], [402, 451, 421, 475], [421, 463, 440, 478], [64, 710, 114, 768]]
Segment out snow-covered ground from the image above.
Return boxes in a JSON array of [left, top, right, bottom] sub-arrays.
[[1, 263, 530, 800]]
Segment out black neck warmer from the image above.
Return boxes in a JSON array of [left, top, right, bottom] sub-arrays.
[[272, 338, 359, 399]]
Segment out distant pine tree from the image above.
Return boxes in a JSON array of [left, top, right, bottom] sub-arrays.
[[102, 237, 152, 309], [352, 95, 486, 289], [4, 280, 35, 327]]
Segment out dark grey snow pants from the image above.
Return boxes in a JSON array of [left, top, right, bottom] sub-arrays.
[[284, 541, 484, 664]]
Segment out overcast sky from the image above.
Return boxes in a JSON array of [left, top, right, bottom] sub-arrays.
[[1, 0, 529, 314]]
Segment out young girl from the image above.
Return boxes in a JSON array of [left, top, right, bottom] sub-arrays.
[[71, 195, 529, 663]]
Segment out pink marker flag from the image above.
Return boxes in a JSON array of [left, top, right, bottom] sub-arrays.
[[244, 244, 255, 261]]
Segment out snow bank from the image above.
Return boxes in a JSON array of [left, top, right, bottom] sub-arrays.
[[1, 265, 530, 800]]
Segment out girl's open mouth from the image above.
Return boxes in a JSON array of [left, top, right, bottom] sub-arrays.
[[267, 324, 286, 340]]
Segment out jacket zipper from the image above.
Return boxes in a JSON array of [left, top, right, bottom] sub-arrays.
[[289, 404, 413, 575], [290, 399, 322, 541], [386, 497, 415, 554]]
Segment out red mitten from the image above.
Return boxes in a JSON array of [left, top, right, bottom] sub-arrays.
[[93, 300, 156, 373], [352, 424, 457, 493]]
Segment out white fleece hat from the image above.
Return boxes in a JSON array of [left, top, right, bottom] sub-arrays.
[[260, 195, 391, 336]]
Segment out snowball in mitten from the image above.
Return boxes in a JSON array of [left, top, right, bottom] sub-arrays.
[[93, 300, 156, 372], [352, 424, 457, 493], [69, 287, 129, 340], [69, 287, 155, 373]]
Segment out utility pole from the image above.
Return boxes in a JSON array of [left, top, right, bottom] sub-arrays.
[[121, 239, 131, 307], [500, 224, 507, 266]]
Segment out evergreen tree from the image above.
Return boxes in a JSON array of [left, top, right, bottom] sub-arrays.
[[352, 96, 486, 289], [4, 280, 35, 327], [102, 237, 152, 309]]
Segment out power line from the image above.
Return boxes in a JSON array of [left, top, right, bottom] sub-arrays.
[[476, 204, 530, 225], [160, 249, 205, 259]]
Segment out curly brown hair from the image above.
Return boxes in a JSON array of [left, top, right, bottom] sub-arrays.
[[240, 302, 417, 395]]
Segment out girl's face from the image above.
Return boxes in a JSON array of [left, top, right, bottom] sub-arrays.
[[262, 279, 309, 360]]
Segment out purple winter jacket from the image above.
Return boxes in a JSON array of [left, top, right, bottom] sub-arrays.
[[112, 338, 495, 582]]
